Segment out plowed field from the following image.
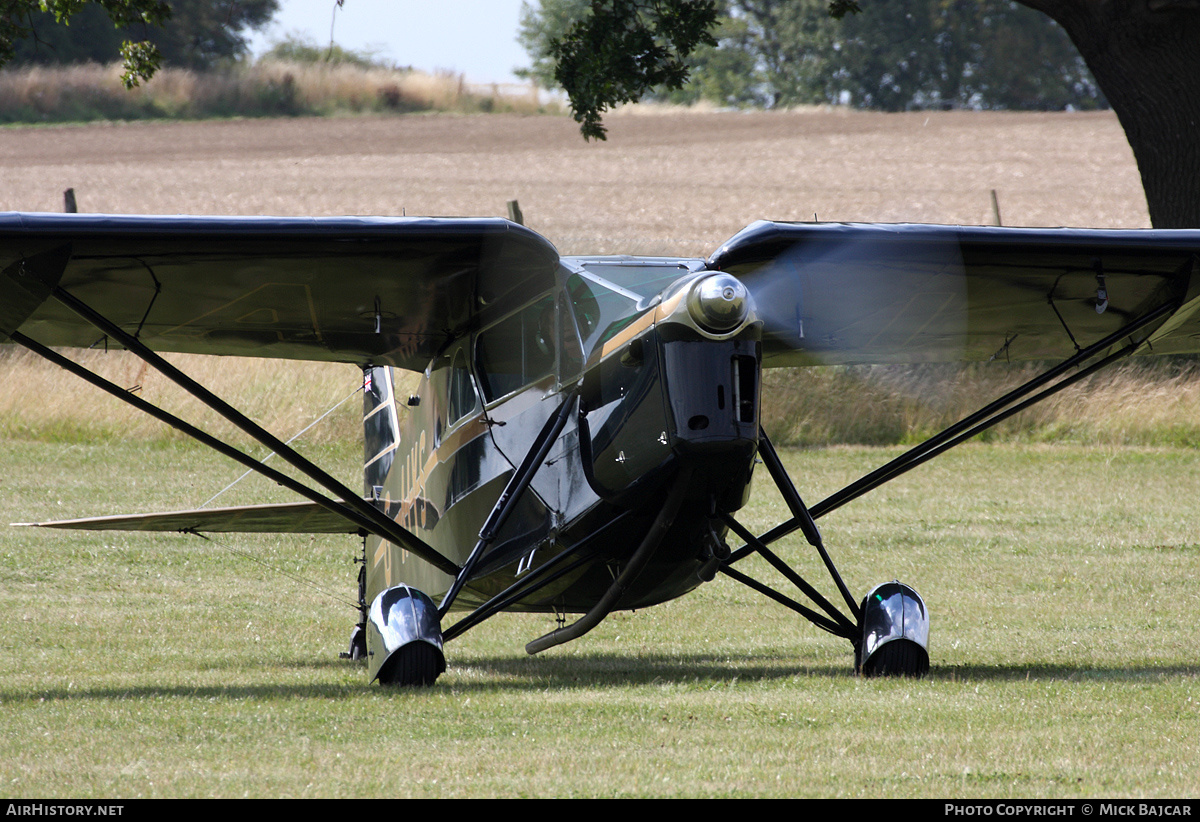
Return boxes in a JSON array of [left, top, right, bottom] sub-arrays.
[[0, 108, 1148, 258]]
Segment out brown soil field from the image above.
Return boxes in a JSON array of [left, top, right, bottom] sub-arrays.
[[0, 108, 1160, 444], [0, 108, 1148, 259]]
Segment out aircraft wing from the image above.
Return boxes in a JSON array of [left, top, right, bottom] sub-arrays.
[[0, 212, 560, 372], [13, 499, 371, 534], [709, 222, 1200, 367]]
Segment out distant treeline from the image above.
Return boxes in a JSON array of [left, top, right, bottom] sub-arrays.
[[519, 0, 1107, 112]]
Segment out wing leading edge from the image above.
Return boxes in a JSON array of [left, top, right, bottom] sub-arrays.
[[0, 212, 560, 372]]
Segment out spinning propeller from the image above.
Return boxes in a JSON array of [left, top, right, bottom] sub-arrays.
[[708, 221, 971, 369]]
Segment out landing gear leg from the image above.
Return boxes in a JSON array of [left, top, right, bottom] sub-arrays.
[[340, 543, 369, 662], [721, 430, 931, 678]]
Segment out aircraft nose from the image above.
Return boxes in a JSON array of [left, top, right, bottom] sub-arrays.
[[687, 273, 750, 333]]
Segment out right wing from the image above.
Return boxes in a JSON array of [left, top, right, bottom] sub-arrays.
[[0, 212, 560, 372]]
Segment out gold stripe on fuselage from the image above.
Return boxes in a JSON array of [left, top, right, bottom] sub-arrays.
[[596, 288, 687, 363], [369, 412, 491, 575]]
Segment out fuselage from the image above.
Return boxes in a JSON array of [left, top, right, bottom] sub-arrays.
[[362, 257, 763, 625]]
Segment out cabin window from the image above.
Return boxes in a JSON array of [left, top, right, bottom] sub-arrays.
[[558, 290, 584, 381], [475, 295, 557, 403], [427, 344, 479, 441], [445, 348, 477, 427]]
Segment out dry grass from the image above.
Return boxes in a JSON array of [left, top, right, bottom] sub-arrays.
[[0, 62, 549, 123], [0, 347, 363, 446], [761, 359, 1200, 447]]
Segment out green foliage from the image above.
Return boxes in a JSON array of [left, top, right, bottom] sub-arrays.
[[654, 13, 758, 106], [544, 0, 720, 139], [798, 0, 1102, 111], [1, 0, 171, 86], [260, 33, 391, 70], [519, 0, 1103, 134], [516, 0, 589, 89], [6, 0, 276, 74], [117, 37, 160, 88]]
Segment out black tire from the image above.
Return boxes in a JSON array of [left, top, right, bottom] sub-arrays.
[[861, 639, 929, 678], [377, 641, 445, 687]]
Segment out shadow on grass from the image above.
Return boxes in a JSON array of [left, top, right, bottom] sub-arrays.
[[448, 651, 851, 688], [5, 653, 1196, 702], [929, 663, 1200, 683]]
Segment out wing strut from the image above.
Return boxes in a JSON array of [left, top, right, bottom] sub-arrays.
[[713, 297, 1179, 651], [707, 427, 860, 642], [42, 280, 459, 574], [9, 264, 461, 576], [10, 329, 458, 575], [736, 296, 1178, 560], [756, 431, 861, 621], [441, 511, 634, 643], [719, 511, 857, 639], [438, 390, 579, 616], [809, 297, 1176, 523]]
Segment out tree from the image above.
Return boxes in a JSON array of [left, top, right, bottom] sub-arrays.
[[524, 1, 1102, 113], [728, 0, 1101, 111], [1023, 0, 1200, 229], [1, 0, 172, 86], [132, 0, 276, 70], [539, 0, 722, 139], [4, 0, 277, 81], [534, 0, 1200, 228]]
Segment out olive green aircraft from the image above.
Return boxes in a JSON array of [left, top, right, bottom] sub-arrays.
[[4, 212, 1200, 685]]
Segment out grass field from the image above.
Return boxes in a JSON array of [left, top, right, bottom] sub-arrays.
[[1, 441, 1197, 797], [1, 110, 1197, 797]]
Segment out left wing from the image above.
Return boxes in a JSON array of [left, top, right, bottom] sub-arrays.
[[0, 212, 560, 371], [710, 222, 1200, 367]]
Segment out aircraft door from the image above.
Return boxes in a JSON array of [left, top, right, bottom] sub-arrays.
[[476, 290, 596, 533]]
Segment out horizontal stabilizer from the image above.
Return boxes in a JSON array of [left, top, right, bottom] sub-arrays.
[[13, 499, 372, 534]]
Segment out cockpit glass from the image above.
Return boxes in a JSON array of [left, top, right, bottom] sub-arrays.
[[567, 272, 640, 356], [567, 262, 693, 356], [579, 261, 692, 299]]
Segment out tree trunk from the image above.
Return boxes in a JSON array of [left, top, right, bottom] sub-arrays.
[[1022, 0, 1200, 228]]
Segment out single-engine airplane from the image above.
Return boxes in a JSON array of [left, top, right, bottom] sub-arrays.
[[4, 212, 1200, 685]]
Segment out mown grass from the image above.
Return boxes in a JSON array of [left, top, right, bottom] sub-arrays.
[[0, 62, 548, 125], [1, 433, 1197, 796]]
